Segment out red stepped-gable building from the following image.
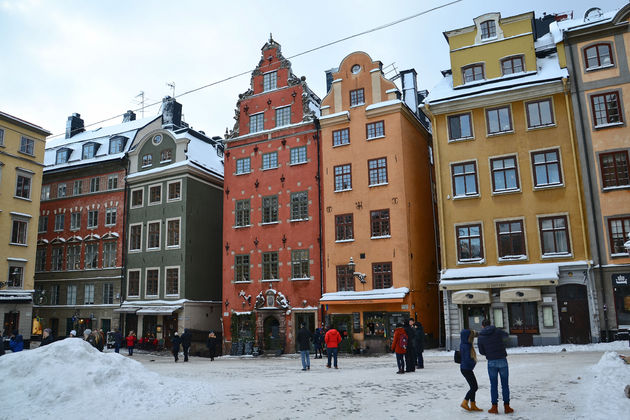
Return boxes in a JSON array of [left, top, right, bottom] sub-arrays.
[[222, 37, 322, 354]]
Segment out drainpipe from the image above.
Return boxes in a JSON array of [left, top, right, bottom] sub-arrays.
[[121, 157, 129, 333], [314, 118, 324, 325]]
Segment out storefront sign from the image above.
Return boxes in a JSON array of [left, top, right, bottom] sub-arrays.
[[612, 273, 629, 285]]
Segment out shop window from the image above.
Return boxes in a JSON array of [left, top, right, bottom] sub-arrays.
[[508, 302, 539, 334], [364, 312, 387, 337], [542, 306, 554, 327]]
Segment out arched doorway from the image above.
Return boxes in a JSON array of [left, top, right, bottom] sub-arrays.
[[557, 284, 591, 344], [263, 316, 281, 351]]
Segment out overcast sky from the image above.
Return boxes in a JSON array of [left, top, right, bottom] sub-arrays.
[[0, 0, 623, 140]]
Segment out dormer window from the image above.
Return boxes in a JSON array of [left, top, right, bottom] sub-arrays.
[[501, 56, 524, 76], [480, 20, 496, 40], [462, 64, 484, 83], [109, 136, 126, 154], [263, 71, 277, 92], [584, 43, 614, 70], [142, 154, 153, 168], [56, 148, 71, 164], [161, 149, 172, 162], [82, 142, 99, 159]]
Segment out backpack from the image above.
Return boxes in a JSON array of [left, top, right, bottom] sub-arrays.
[[399, 333, 408, 350]]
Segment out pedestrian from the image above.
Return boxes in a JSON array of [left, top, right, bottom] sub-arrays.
[[40, 328, 54, 347], [313, 325, 324, 359], [9, 330, 24, 353], [391, 323, 408, 374], [414, 319, 425, 368], [297, 323, 313, 371], [83, 329, 97, 348], [126, 330, 137, 356], [403, 319, 416, 372], [113, 328, 123, 353], [324, 325, 342, 369], [94, 330, 104, 352], [172, 331, 182, 362], [459, 329, 483, 412], [69, 329, 77, 338], [181, 328, 192, 362], [0, 329, 5, 357], [478, 319, 514, 414], [206, 331, 217, 361]]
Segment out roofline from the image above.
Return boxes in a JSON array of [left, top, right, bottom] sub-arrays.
[[0, 110, 51, 136]]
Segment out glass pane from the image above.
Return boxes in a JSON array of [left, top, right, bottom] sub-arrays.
[[528, 103, 541, 126], [465, 174, 476, 193], [536, 166, 548, 185], [461, 115, 471, 137], [494, 172, 505, 190], [488, 110, 499, 132]]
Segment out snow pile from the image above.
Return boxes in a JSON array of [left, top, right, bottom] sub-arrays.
[[0, 338, 213, 420], [579, 352, 630, 419]]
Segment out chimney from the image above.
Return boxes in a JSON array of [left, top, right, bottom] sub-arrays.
[[161, 96, 182, 128], [400, 69, 419, 117], [65, 113, 85, 139], [123, 110, 136, 122]]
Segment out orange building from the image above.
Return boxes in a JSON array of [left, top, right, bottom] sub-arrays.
[[319, 52, 439, 352]]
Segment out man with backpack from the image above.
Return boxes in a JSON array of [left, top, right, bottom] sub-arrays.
[[391, 323, 408, 374]]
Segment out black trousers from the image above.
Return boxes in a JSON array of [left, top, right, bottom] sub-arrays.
[[183, 345, 190, 361], [461, 368, 478, 402], [405, 348, 416, 371]]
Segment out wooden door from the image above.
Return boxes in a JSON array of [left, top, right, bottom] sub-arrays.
[[557, 284, 591, 344]]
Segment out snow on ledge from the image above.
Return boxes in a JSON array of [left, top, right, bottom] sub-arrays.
[[321, 287, 409, 302], [365, 99, 401, 111]]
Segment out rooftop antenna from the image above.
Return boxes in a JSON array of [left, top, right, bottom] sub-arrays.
[[135, 91, 145, 118], [167, 81, 176, 98]]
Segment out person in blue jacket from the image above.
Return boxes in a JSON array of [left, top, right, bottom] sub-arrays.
[[9, 330, 24, 352], [459, 329, 482, 411]]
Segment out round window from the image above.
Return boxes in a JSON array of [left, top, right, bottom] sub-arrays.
[[351, 64, 361, 74], [152, 134, 162, 145]]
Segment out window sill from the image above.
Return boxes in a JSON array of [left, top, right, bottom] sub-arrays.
[[165, 294, 180, 298], [335, 239, 355, 243], [262, 166, 279, 171], [104, 223, 116, 227], [235, 171, 253, 176], [492, 188, 521, 196], [148, 201, 162, 206], [369, 182, 388, 188], [611, 252, 630, 258], [234, 281, 252, 284], [87, 226, 97, 230], [145, 294, 159, 298], [167, 197, 182, 202], [498, 255, 527, 262], [332, 143, 350, 148], [9, 243, 28, 247], [594, 122, 624, 130], [371, 235, 391, 240], [290, 277, 311, 281], [146, 247, 161, 252], [166, 245, 181, 249], [533, 183, 564, 191], [486, 130, 514, 138], [367, 135, 386, 141], [18, 150, 35, 158], [13, 196, 32, 202], [289, 218, 309, 223], [452, 194, 480, 200], [160, 160, 172, 164], [261, 221, 279, 226], [541, 253, 572, 259], [334, 188, 352, 193], [130, 205, 144, 209], [350, 103, 365, 108], [457, 258, 485, 265], [527, 123, 556, 131], [289, 161, 308, 166], [602, 185, 630, 192], [234, 224, 252, 229], [448, 136, 475, 143], [262, 279, 281, 282], [585, 64, 615, 72], [141, 165, 152, 169]]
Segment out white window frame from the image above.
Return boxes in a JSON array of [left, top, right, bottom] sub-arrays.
[[107, 174, 118, 190], [89, 177, 100, 193], [87, 209, 98, 229], [165, 266, 180, 297], [105, 207, 117, 226], [130, 187, 144, 209], [128, 223, 143, 252], [290, 146, 307, 165], [67, 284, 77, 305], [7, 264, 24, 288], [70, 211, 81, 231], [41, 185, 50, 201], [249, 112, 264, 133], [236, 157, 251, 175], [102, 241, 117, 268], [84, 242, 99, 269], [148, 183, 162, 205], [167, 180, 182, 202], [166, 217, 181, 248], [146, 220, 161, 251], [15, 170, 33, 200], [57, 183, 67, 198], [263, 71, 277, 92], [275, 106, 291, 127], [84, 284, 95, 305], [262, 151, 278, 170], [145, 267, 160, 297], [127, 269, 141, 298], [54, 213, 65, 232]]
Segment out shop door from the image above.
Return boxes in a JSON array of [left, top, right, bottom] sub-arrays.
[[163, 314, 178, 349], [125, 314, 138, 336], [557, 284, 591, 344], [3, 312, 19, 334], [294, 312, 315, 352], [463, 305, 488, 331], [331, 314, 353, 353]]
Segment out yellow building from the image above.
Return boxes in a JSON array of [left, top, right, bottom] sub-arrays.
[[319, 52, 439, 352], [0, 111, 49, 342], [424, 12, 597, 349]]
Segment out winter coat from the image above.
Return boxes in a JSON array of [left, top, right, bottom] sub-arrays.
[[391, 327, 407, 354], [40, 335, 54, 347], [172, 335, 182, 352], [403, 324, 416, 352], [297, 327, 313, 351], [313, 329, 324, 346], [126, 335, 136, 347], [206, 335, 217, 354], [459, 329, 477, 370], [324, 328, 342, 349], [94, 333, 104, 352], [477, 325, 508, 360], [113, 331, 123, 347], [414, 323, 425, 353], [181, 329, 192, 349], [9, 334, 24, 352]]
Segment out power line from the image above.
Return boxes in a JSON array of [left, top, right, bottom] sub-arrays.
[[48, 0, 463, 139]]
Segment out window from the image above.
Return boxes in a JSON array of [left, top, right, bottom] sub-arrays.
[[149, 185, 161, 204], [333, 128, 350, 147], [38, 216, 48, 233], [290, 146, 307, 164], [368, 157, 388, 186], [508, 302, 539, 334], [70, 212, 81, 230], [167, 219, 180, 247], [107, 175, 118, 190], [41, 185, 50, 201], [15, 173, 31, 199], [250, 113, 264, 133], [90, 177, 99, 193], [85, 243, 99, 269], [539, 215, 570, 255], [87, 210, 98, 228], [451, 161, 478, 197], [336, 265, 354, 291], [371, 209, 390, 238], [236, 157, 251, 174], [600, 151, 629, 188], [160, 149, 172, 162], [54, 213, 65, 231], [103, 283, 114, 304], [36, 248, 47, 271], [262, 252, 279, 280], [497, 220, 526, 259], [109, 137, 125, 154], [128, 270, 140, 297], [235, 255, 250, 282], [262, 152, 278, 170], [11, 219, 28, 245], [526, 99, 554, 128], [56, 149, 70, 164], [73, 180, 82, 195], [152, 135, 162, 145], [462, 64, 484, 83], [146, 269, 159, 296], [131, 188, 143, 207], [366, 121, 385, 139], [147, 221, 161, 249], [290, 191, 308, 220], [609, 217, 630, 255], [129, 224, 142, 251], [291, 250, 309, 279], [490, 156, 519, 192], [448, 113, 473, 140], [82, 143, 96, 159], [275, 106, 291, 127], [142, 154, 153, 167], [335, 214, 354, 241], [262, 195, 278, 223], [66, 245, 81, 270], [166, 267, 179, 295], [84, 284, 95, 305], [584, 43, 613, 69], [105, 208, 116, 226], [50, 285, 59, 305], [167, 180, 181, 200], [501, 56, 524, 75], [0, 128, 3, 145], [67, 285, 77, 305], [372, 262, 392, 289], [480, 20, 496, 39], [7, 265, 23, 288], [263, 71, 277, 91], [57, 183, 66, 198], [235, 199, 251, 227], [591, 92, 623, 126], [543, 306, 554, 327], [457, 224, 483, 262], [51, 247, 63, 271], [532, 149, 562, 187], [20, 137, 35, 155], [103, 242, 116, 267], [334, 164, 352, 191], [486, 106, 512, 134], [350, 88, 365, 106]]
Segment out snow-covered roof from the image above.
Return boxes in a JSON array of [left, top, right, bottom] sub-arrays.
[[320, 287, 409, 302], [365, 99, 402, 111], [556, 8, 619, 34]]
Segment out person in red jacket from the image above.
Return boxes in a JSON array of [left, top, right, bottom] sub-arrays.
[[391, 323, 408, 374], [126, 330, 137, 356], [324, 326, 342, 369]]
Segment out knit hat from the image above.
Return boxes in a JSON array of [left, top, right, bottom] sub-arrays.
[[70, 330, 77, 336]]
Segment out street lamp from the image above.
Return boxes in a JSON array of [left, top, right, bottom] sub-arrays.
[[348, 257, 367, 284]]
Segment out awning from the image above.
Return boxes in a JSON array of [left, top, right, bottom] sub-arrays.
[[500, 287, 541, 303], [135, 305, 182, 315], [452, 289, 491, 305], [320, 287, 409, 304], [0, 292, 32, 302], [113, 306, 141, 313], [440, 263, 559, 290]]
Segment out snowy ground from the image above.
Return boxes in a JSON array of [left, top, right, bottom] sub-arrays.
[[1, 340, 629, 420]]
